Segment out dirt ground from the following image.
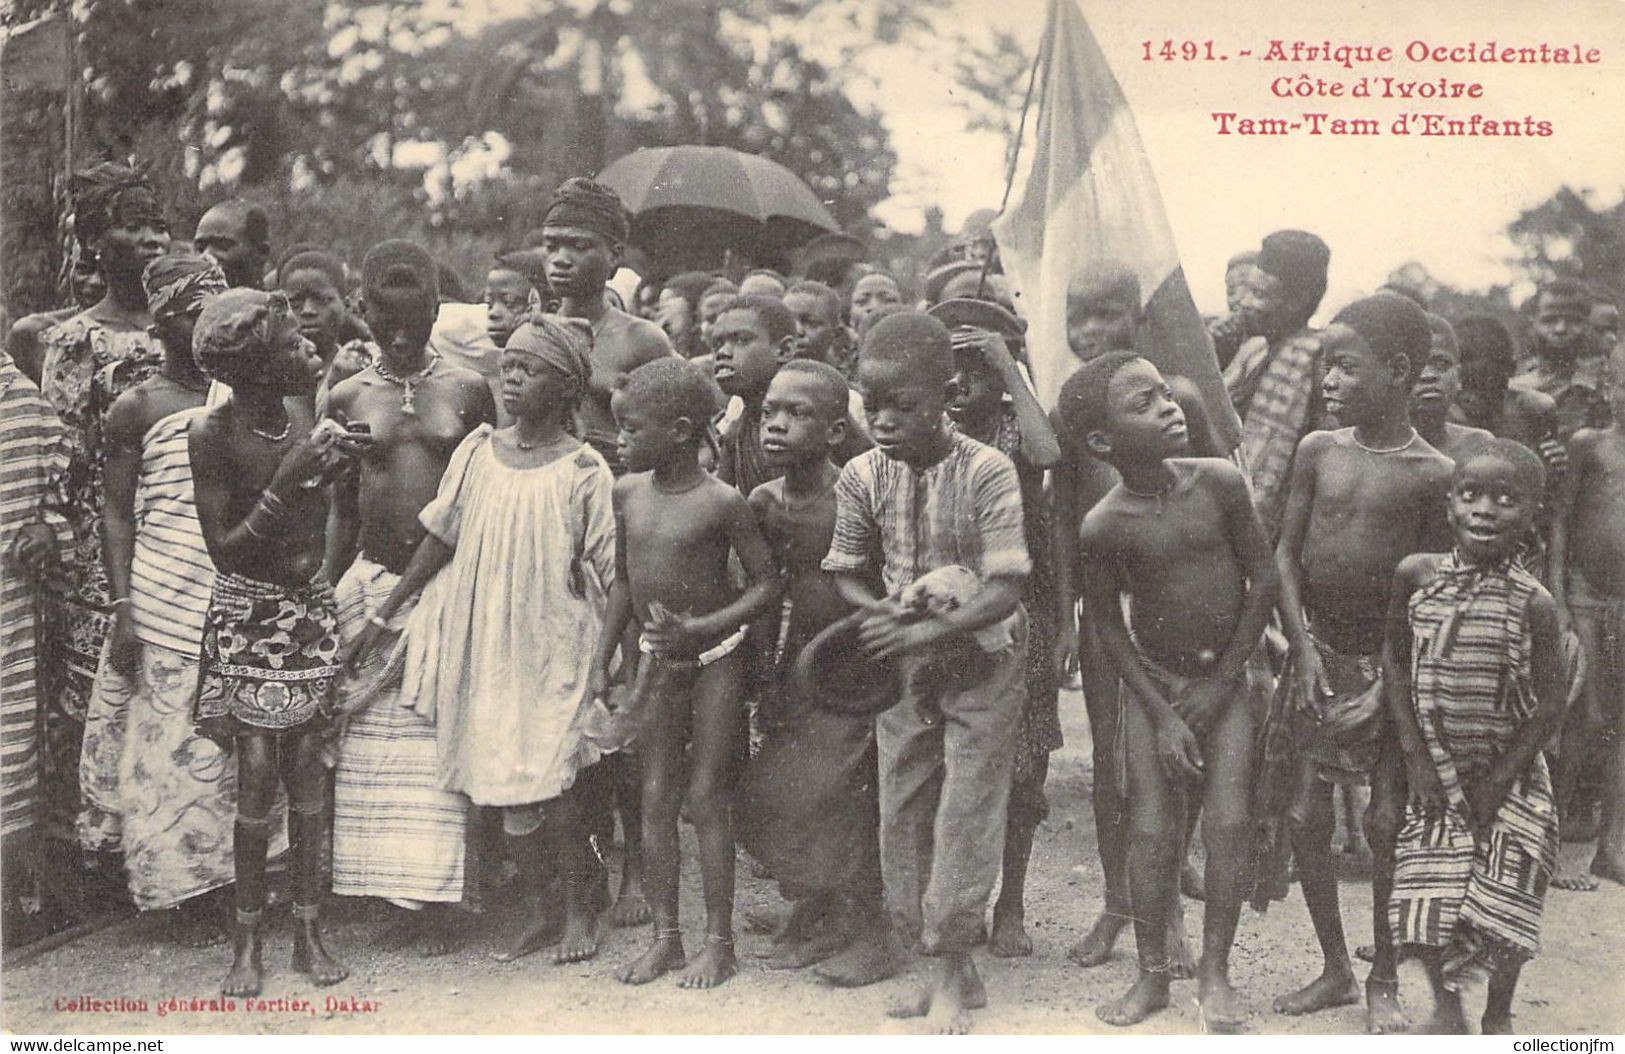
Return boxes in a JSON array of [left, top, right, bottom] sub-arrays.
[[5, 688, 1624, 1036]]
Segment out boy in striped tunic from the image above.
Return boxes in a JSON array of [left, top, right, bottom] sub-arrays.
[[1385, 439, 1565, 1034]]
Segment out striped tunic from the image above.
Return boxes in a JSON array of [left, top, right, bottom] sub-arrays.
[[0, 357, 69, 837], [129, 407, 215, 652], [822, 431, 1031, 595], [1390, 552, 1558, 975]]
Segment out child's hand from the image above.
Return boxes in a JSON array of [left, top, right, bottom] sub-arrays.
[[1463, 776, 1505, 840], [642, 602, 702, 657], [107, 606, 141, 678], [1052, 624, 1080, 679], [950, 328, 1017, 375], [586, 661, 609, 702], [1172, 675, 1230, 737], [339, 619, 393, 673], [1153, 714, 1204, 782], [1292, 645, 1332, 715], [6, 522, 56, 576], [859, 618, 937, 661], [1403, 749, 1449, 813]]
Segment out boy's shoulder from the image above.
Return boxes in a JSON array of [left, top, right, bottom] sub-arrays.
[[1568, 423, 1623, 462], [748, 475, 788, 512]]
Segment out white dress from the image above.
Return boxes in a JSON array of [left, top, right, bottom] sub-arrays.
[[400, 425, 616, 806]]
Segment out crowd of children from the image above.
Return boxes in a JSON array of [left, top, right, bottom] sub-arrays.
[[2, 161, 1623, 1036]]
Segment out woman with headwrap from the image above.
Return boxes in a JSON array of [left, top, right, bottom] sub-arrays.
[[77, 256, 281, 942], [36, 162, 171, 845], [342, 316, 619, 965]]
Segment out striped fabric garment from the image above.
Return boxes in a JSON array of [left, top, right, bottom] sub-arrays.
[[1223, 329, 1324, 538], [129, 407, 215, 654], [0, 357, 70, 837], [1390, 552, 1559, 978]]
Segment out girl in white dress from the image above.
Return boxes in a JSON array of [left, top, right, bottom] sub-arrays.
[[346, 316, 617, 965]]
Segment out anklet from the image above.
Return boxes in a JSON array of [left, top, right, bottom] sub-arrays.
[[291, 903, 321, 921], [655, 928, 682, 941], [236, 908, 263, 925], [1141, 958, 1172, 975], [705, 934, 735, 947], [1368, 973, 1399, 986]]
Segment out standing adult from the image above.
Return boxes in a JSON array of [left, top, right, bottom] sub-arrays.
[[1221, 230, 1332, 537], [193, 199, 272, 290], [7, 252, 107, 384], [37, 162, 169, 843]]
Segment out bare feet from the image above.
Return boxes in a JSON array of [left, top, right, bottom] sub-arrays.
[[609, 885, 652, 927], [758, 925, 846, 970], [616, 934, 685, 985], [1419, 1005, 1469, 1034], [1167, 907, 1196, 980], [888, 959, 987, 1035], [1066, 909, 1128, 968], [492, 900, 562, 962], [1180, 859, 1206, 901], [1365, 976, 1410, 1034], [1591, 850, 1625, 886], [815, 929, 905, 988], [677, 937, 737, 989], [220, 924, 263, 997], [1097, 970, 1171, 1027], [554, 904, 603, 964], [1273, 968, 1361, 1015], [416, 912, 459, 958], [1553, 861, 1600, 891], [1198, 973, 1250, 1033], [1482, 1012, 1515, 1035], [988, 900, 1033, 957], [291, 919, 349, 987]]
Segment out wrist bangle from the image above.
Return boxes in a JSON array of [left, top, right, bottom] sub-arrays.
[[367, 613, 389, 630], [109, 597, 131, 609]]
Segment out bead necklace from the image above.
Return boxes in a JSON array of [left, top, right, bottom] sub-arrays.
[[372, 351, 439, 415], [1352, 427, 1418, 455]]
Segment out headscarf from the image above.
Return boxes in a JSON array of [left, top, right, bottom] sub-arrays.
[[505, 315, 593, 390], [70, 161, 162, 247], [192, 288, 292, 377], [542, 178, 630, 245], [143, 253, 227, 322]]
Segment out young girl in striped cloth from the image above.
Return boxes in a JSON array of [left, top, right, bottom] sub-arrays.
[[1385, 438, 1566, 1035]]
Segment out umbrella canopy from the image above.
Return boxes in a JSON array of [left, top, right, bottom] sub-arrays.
[[597, 146, 839, 275]]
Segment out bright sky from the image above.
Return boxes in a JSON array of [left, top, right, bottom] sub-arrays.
[[862, 0, 1625, 317]]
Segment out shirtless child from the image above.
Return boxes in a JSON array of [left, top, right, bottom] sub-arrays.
[[1551, 341, 1625, 888], [1272, 292, 1454, 1033], [325, 240, 494, 955], [1061, 352, 1276, 1030], [188, 289, 370, 996], [1413, 315, 1494, 462], [596, 358, 779, 988]]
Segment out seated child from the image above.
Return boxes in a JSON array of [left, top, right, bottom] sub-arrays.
[[188, 289, 370, 995], [1550, 342, 1625, 889], [344, 316, 617, 965], [596, 357, 780, 989], [1270, 292, 1455, 1033], [1061, 352, 1276, 1031], [1386, 439, 1565, 1034], [823, 312, 1030, 1034], [737, 360, 900, 987]]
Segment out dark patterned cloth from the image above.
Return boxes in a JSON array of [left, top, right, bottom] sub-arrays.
[[196, 572, 340, 736]]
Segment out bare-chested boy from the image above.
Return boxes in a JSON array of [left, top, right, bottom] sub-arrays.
[[325, 240, 494, 955], [1551, 341, 1625, 889], [1051, 267, 1224, 973], [542, 177, 673, 925], [595, 357, 779, 989], [1413, 315, 1494, 462], [1060, 351, 1276, 1031], [1271, 292, 1454, 1033], [1513, 279, 1608, 443], [189, 289, 370, 996]]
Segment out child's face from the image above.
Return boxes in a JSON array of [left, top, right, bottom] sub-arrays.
[[760, 371, 844, 469], [851, 275, 902, 334], [946, 346, 1004, 426], [500, 350, 575, 421], [1224, 262, 1258, 315], [783, 291, 837, 362], [1321, 325, 1407, 427], [1531, 291, 1589, 361], [541, 226, 618, 300], [1411, 333, 1461, 423], [1236, 267, 1287, 333], [1448, 456, 1537, 564], [1066, 292, 1136, 362], [611, 390, 685, 473], [856, 359, 948, 464], [1096, 358, 1187, 462], [152, 310, 200, 360], [1591, 303, 1619, 360], [364, 288, 436, 360], [699, 293, 734, 351], [484, 269, 532, 349], [283, 269, 347, 355], [257, 297, 325, 396], [711, 308, 783, 398]]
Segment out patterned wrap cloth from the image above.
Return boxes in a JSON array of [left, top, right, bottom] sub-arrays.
[[195, 572, 339, 736]]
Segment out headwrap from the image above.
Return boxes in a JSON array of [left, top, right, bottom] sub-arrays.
[[542, 178, 630, 245], [278, 249, 348, 295], [361, 239, 438, 301], [192, 288, 292, 377], [143, 253, 227, 322], [1257, 230, 1330, 310], [1330, 292, 1431, 367], [505, 315, 593, 388], [71, 162, 162, 247]]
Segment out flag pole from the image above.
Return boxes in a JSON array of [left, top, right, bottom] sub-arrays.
[[975, 0, 1054, 300]]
